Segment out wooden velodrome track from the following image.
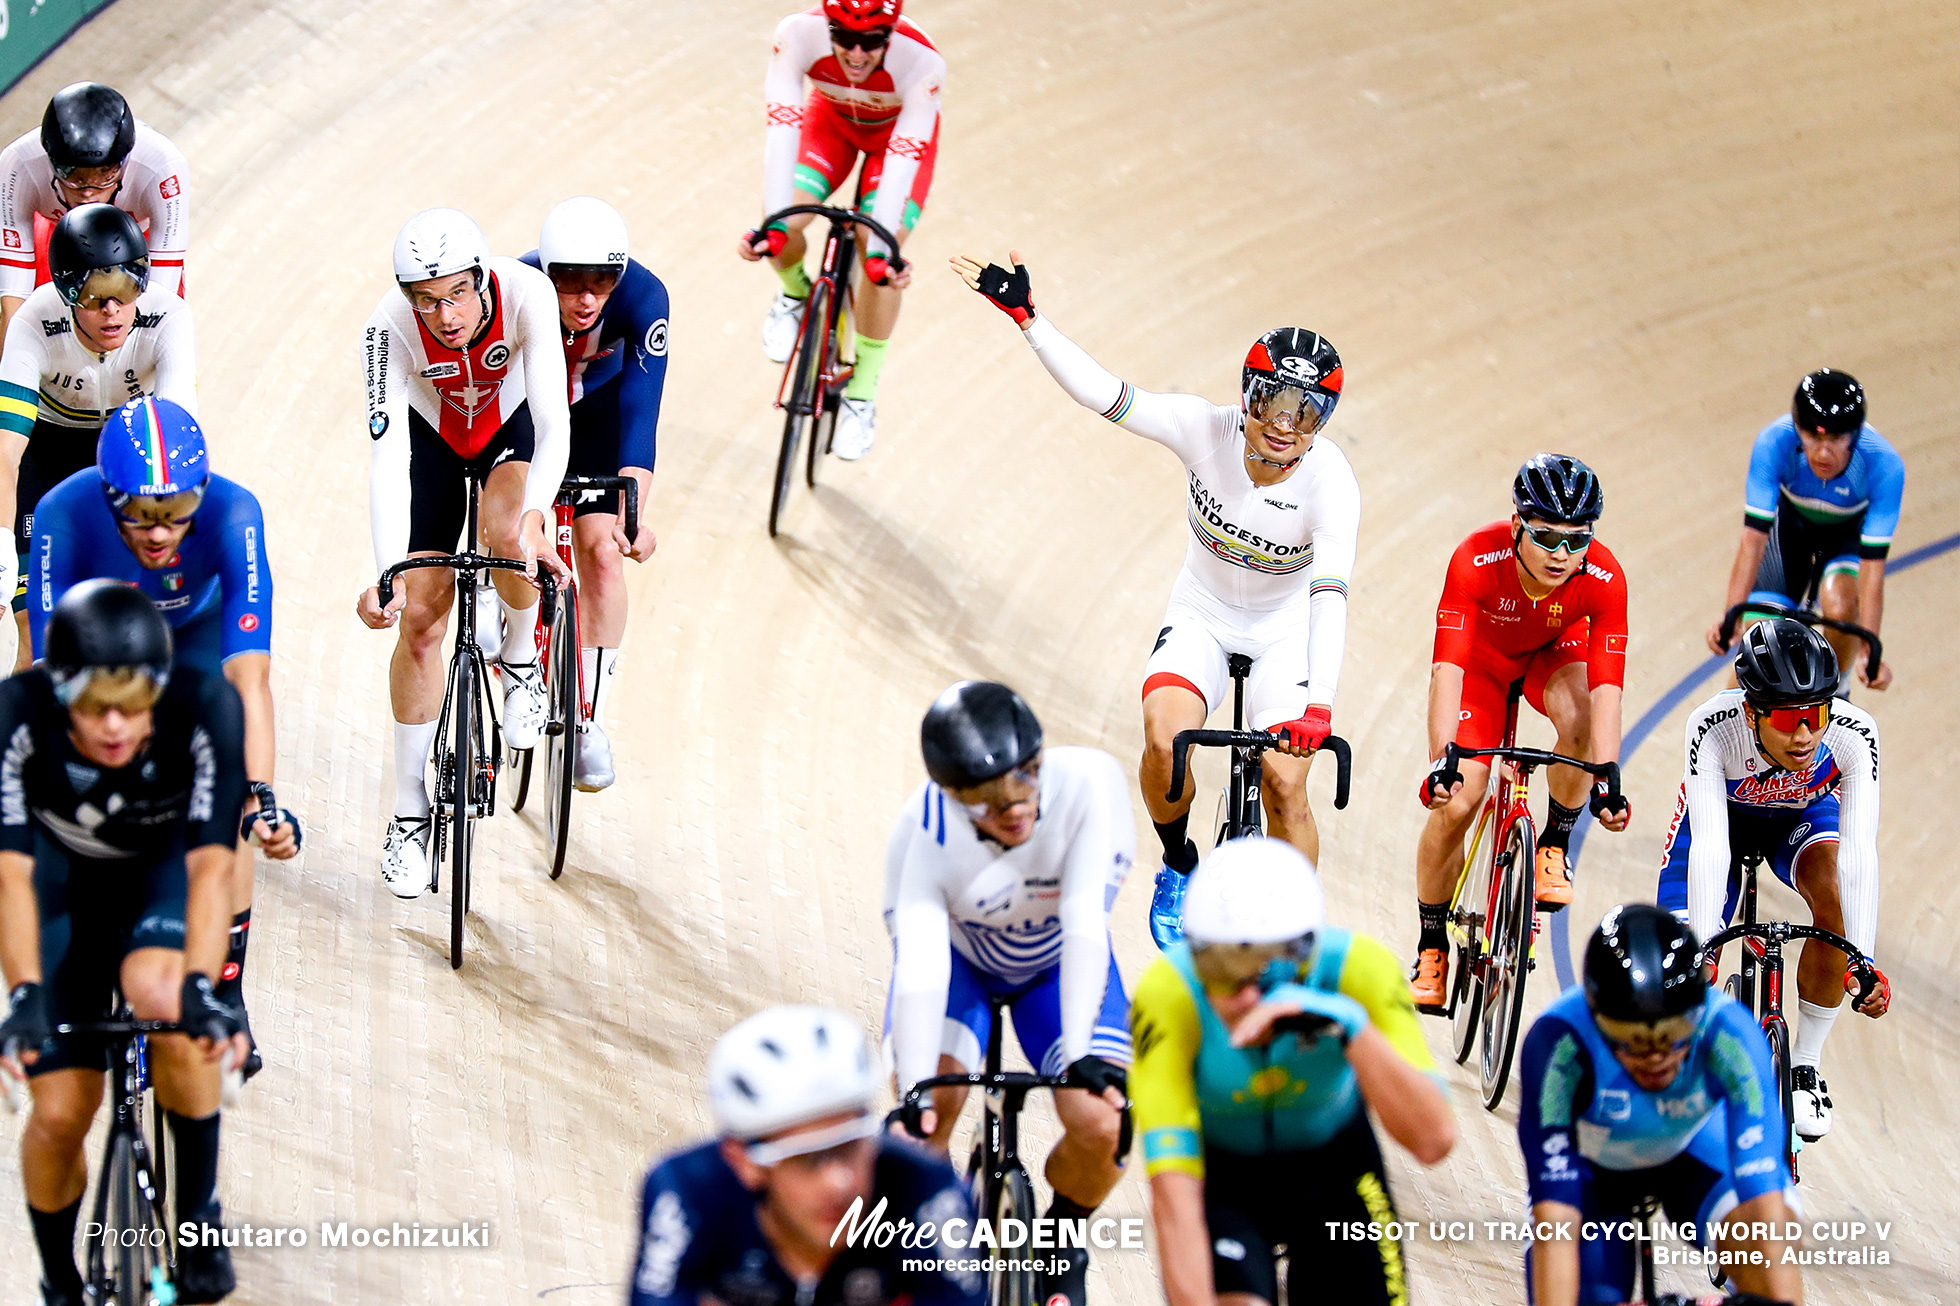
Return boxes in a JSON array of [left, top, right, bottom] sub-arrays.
[[0, 1, 1954, 1301]]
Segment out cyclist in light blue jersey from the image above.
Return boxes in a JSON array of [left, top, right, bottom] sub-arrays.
[[1707, 368, 1902, 690], [1517, 905, 1803, 1306]]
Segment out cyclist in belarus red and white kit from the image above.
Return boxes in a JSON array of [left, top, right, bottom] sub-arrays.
[[1410, 455, 1631, 1009], [355, 209, 570, 898], [736, 0, 941, 461], [954, 252, 1359, 953], [0, 82, 188, 349]]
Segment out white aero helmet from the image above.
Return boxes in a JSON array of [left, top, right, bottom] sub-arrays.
[[538, 196, 629, 274], [708, 1005, 878, 1156], [1183, 835, 1325, 951], [393, 207, 488, 288]]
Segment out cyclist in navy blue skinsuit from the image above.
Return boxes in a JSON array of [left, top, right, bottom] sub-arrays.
[[1517, 905, 1803, 1306], [628, 1006, 983, 1306], [521, 197, 668, 792]]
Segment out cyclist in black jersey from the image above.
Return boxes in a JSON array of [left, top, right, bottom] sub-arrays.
[[0, 581, 248, 1305]]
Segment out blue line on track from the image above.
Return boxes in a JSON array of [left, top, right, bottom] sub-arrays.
[[1549, 529, 1960, 989]]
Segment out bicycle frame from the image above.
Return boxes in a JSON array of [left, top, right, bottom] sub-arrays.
[[1717, 598, 1881, 684], [1163, 656, 1355, 823]]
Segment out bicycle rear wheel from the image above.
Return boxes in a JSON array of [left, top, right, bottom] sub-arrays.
[[806, 379, 839, 488], [511, 745, 534, 811], [770, 279, 831, 536], [1479, 816, 1536, 1110], [449, 654, 475, 970], [543, 593, 578, 879]]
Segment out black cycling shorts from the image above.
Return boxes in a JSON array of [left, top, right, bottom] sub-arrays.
[[568, 379, 626, 519], [404, 402, 536, 555], [1204, 1112, 1410, 1306], [28, 831, 188, 1076], [1750, 509, 1864, 609]]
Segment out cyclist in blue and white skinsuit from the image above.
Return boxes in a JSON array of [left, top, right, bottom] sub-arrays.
[[1707, 368, 1904, 691], [883, 682, 1132, 1306], [1658, 619, 1888, 1145], [1517, 905, 1803, 1306], [519, 198, 668, 791], [29, 396, 299, 1075]]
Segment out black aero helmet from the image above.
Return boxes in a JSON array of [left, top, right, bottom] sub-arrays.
[[44, 579, 173, 703], [920, 681, 1042, 791], [1583, 903, 1706, 1023], [1734, 617, 1837, 707], [1512, 453, 1603, 525], [49, 204, 150, 307], [1242, 327, 1342, 432], [41, 82, 136, 173], [1792, 368, 1864, 437]]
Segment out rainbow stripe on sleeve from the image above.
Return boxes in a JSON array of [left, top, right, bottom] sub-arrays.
[[1101, 382, 1136, 425], [1309, 577, 1349, 600]]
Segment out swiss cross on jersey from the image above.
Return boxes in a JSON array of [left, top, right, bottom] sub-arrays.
[[413, 276, 515, 458]]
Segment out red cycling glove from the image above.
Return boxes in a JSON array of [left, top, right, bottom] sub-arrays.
[[1271, 706, 1332, 753], [973, 259, 1036, 325], [747, 224, 788, 257], [864, 255, 892, 286], [1849, 963, 1891, 1016]]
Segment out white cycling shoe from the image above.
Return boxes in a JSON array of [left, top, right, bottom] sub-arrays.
[[573, 723, 616, 792], [763, 292, 807, 364], [832, 397, 876, 461], [380, 816, 431, 900], [501, 661, 547, 749], [1791, 1065, 1833, 1140]]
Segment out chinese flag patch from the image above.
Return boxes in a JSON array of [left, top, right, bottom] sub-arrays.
[[1605, 634, 1628, 653]]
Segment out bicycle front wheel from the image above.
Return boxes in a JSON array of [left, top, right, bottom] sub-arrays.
[[449, 653, 475, 970], [1478, 816, 1536, 1110], [1766, 1016, 1796, 1180], [1450, 803, 1496, 1065], [543, 593, 579, 879], [770, 279, 831, 536], [106, 1130, 172, 1306], [987, 1166, 1041, 1306]]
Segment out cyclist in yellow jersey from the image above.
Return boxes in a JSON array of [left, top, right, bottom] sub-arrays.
[[1130, 838, 1454, 1306]]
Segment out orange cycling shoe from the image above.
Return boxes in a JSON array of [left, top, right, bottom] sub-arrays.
[[1410, 946, 1448, 1013], [1534, 844, 1573, 911]]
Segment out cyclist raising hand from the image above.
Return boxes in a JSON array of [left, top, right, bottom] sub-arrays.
[[953, 251, 1361, 953]]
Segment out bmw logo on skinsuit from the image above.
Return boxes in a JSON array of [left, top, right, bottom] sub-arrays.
[[370, 411, 389, 437]]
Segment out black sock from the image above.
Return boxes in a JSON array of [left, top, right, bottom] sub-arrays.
[[1046, 1193, 1095, 1222], [167, 1110, 222, 1224], [29, 1197, 84, 1294], [1418, 901, 1449, 952], [216, 908, 251, 1009], [1542, 798, 1583, 851], [1152, 815, 1193, 866]]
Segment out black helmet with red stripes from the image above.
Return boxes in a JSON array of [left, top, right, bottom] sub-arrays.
[[1242, 328, 1342, 435]]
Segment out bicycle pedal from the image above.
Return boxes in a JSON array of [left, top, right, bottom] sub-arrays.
[[545, 720, 567, 738]]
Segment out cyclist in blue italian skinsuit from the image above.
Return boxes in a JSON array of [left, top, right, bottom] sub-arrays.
[[520, 197, 668, 792], [1517, 905, 1803, 1306], [27, 396, 295, 1078], [1707, 368, 1903, 691]]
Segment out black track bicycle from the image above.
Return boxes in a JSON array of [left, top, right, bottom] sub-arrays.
[[892, 994, 1133, 1306], [1700, 850, 1880, 1183], [509, 474, 639, 880], [1715, 599, 1881, 687], [1163, 653, 1353, 842], [377, 476, 558, 969], [49, 1008, 187, 1306], [754, 204, 906, 536]]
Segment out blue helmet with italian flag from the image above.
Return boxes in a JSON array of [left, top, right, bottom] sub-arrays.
[[97, 395, 209, 516]]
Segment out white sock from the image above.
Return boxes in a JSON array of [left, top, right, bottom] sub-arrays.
[[1793, 998, 1839, 1070], [580, 647, 620, 724], [394, 721, 438, 818], [499, 599, 538, 664]]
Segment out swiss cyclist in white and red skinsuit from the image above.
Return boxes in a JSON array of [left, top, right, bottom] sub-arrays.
[[735, 0, 942, 461], [954, 252, 1361, 953], [0, 83, 189, 351], [354, 209, 571, 899]]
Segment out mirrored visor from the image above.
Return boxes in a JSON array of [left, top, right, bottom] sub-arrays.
[[1248, 382, 1335, 435], [56, 263, 148, 310], [1188, 937, 1311, 994]]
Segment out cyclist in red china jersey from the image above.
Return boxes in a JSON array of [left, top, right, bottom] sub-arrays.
[[736, 0, 943, 461], [354, 209, 571, 899], [1410, 455, 1631, 1008]]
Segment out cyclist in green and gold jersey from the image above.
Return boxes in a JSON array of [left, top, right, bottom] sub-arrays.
[[1129, 837, 1455, 1306]]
